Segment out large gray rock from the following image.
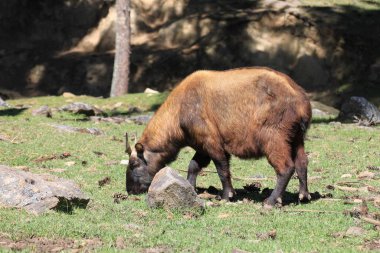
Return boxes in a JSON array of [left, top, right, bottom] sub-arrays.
[[311, 101, 340, 117], [0, 165, 90, 214], [339, 96, 380, 124], [147, 167, 204, 209]]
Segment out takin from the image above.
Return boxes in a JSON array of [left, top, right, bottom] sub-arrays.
[[126, 67, 312, 207]]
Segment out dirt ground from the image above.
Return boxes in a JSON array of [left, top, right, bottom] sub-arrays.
[[0, 233, 102, 252]]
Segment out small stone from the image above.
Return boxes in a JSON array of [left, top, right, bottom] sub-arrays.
[[345, 226, 366, 237], [65, 161, 76, 167], [198, 192, 217, 200], [0, 97, 9, 107], [62, 92, 76, 98], [120, 160, 129, 165], [341, 174, 352, 178], [144, 88, 160, 94], [113, 102, 124, 108], [32, 105, 52, 117], [358, 171, 375, 179], [147, 167, 204, 209], [329, 121, 342, 126], [49, 124, 104, 135]]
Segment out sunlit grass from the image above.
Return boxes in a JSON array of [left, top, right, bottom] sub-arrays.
[[0, 94, 379, 252]]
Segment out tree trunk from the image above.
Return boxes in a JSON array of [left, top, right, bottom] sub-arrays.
[[110, 0, 130, 97]]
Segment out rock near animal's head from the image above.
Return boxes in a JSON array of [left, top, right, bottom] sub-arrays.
[[125, 134, 152, 194]]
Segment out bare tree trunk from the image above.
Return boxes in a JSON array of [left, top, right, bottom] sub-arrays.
[[110, 0, 130, 97]]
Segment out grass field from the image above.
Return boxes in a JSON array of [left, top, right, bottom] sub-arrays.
[[0, 93, 379, 252]]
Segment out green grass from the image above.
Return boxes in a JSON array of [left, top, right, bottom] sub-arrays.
[[0, 94, 379, 252]]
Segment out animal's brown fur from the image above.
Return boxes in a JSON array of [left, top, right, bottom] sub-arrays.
[[128, 67, 312, 205]]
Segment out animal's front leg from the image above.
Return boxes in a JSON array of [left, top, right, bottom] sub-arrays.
[[213, 155, 235, 201], [264, 168, 295, 208], [187, 152, 210, 189]]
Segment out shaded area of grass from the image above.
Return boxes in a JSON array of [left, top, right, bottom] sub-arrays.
[[0, 94, 379, 252]]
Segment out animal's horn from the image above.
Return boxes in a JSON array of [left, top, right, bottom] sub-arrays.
[[125, 132, 132, 155], [131, 132, 138, 145]]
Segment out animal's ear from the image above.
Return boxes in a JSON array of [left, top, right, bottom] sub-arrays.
[[125, 132, 132, 156], [135, 143, 144, 154]]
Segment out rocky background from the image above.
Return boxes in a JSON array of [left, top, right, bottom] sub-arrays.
[[0, 0, 379, 107]]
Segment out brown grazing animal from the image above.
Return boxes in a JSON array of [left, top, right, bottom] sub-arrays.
[[126, 67, 312, 207]]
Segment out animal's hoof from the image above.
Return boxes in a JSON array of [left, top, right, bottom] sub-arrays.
[[221, 191, 235, 202], [298, 192, 312, 203], [263, 197, 282, 209], [263, 203, 274, 209]]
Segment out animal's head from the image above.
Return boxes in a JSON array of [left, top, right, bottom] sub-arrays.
[[125, 133, 153, 194]]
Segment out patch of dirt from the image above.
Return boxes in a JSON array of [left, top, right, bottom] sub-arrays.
[[256, 229, 277, 240], [364, 239, 380, 250], [141, 246, 173, 253], [0, 234, 102, 252], [98, 176, 111, 187], [34, 152, 71, 163]]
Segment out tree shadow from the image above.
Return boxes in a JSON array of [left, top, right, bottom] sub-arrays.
[[0, 108, 28, 116], [311, 117, 338, 124], [0, 0, 379, 107]]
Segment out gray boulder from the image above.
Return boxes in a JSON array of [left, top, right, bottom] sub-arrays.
[[0, 165, 90, 214], [339, 96, 380, 124], [311, 101, 340, 117], [147, 167, 204, 209], [60, 102, 103, 116]]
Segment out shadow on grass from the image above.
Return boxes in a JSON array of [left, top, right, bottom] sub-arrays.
[[54, 197, 90, 215], [0, 108, 28, 116], [197, 186, 323, 206], [312, 117, 339, 124]]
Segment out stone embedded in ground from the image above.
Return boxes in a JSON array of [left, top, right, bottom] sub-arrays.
[[0, 97, 9, 107], [49, 123, 104, 135], [32, 105, 52, 117], [311, 101, 340, 118], [60, 102, 103, 116], [339, 96, 380, 124], [144, 88, 160, 94], [128, 115, 152, 125], [147, 167, 204, 209], [345, 226, 366, 237], [0, 165, 90, 214]]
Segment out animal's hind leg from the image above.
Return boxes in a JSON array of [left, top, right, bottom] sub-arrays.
[[293, 142, 311, 202], [264, 141, 295, 208], [187, 152, 211, 189]]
